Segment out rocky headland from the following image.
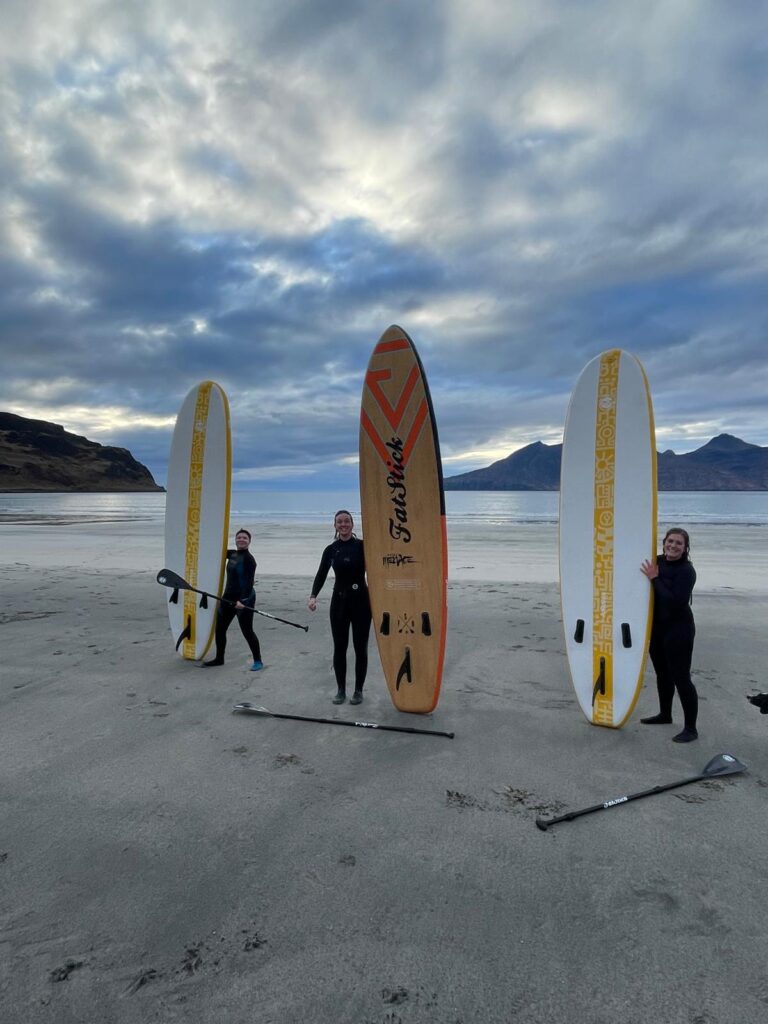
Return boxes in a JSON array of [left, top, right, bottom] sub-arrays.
[[0, 412, 163, 492]]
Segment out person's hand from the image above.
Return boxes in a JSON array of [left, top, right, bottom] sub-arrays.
[[307, 597, 317, 612], [640, 559, 658, 580], [235, 600, 245, 610]]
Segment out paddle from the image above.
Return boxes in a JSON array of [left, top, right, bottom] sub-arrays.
[[232, 703, 455, 739], [535, 753, 747, 831], [157, 568, 309, 631]]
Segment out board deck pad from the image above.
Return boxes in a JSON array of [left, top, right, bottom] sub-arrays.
[[359, 325, 448, 713], [559, 349, 657, 727], [164, 381, 231, 660]]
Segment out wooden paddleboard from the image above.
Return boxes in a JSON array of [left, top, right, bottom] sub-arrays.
[[164, 381, 231, 659], [559, 349, 657, 727], [359, 325, 448, 713]]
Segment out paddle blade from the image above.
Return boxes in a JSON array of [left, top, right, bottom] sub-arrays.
[[157, 568, 191, 591], [702, 753, 747, 777], [233, 703, 271, 716]]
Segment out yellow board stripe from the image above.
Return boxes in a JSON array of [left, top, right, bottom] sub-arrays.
[[182, 382, 212, 658], [592, 350, 620, 725]]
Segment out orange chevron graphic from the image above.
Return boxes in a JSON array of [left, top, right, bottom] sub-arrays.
[[365, 365, 420, 431], [361, 398, 428, 469]]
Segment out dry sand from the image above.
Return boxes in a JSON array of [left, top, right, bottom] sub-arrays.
[[1, 522, 767, 1023]]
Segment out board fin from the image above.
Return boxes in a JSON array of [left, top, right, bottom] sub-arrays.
[[175, 615, 192, 652], [621, 622, 632, 648], [421, 612, 432, 636], [380, 612, 390, 636], [199, 593, 208, 610], [169, 588, 179, 605], [396, 647, 412, 690], [574, 618, 585, 643], [591, 656, 606, 707]]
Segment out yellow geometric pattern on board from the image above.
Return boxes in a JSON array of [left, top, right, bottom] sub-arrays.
[[592, 350, 620, 725], [183, 383, 212, 658]]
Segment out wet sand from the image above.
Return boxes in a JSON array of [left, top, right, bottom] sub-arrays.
[[1, 523, 767, 1023]]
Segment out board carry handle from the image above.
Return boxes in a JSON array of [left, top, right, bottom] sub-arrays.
[[621, 622, 632, 648], [421, 612, 432, 636], [380, 612, 390, 635], [574, 618, 585, 643]]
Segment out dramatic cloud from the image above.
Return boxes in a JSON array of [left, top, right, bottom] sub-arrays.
[[2, 0, 767, 486]]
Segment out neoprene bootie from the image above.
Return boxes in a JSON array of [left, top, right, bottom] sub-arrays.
[[203, 659, 224, 667], [672, 728, 698, 743], [349, 690, 363, 705], [641, 714, 672, 725], [332, 690, 346, 704]]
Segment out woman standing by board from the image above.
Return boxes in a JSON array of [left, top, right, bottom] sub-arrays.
[[204, 529, 263, 670], [308, 510, 371, 705], [640, 527, 698, 742]]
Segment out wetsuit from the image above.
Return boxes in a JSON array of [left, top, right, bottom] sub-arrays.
[[310, 537, 371, 695], [212, 549, 261, 663], [648, 555, 697, 729]]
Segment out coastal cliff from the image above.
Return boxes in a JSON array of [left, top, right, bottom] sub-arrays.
[[0, 412, 163, 492]]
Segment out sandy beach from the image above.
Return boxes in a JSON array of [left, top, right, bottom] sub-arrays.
[[2, 519, 767, 1023]]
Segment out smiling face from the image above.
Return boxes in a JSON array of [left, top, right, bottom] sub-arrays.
[[235, 531, 251, 550], [334, 512, 354, 540], [663, 530, 687, 561]]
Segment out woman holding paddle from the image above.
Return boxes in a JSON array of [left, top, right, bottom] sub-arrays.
[[308, 510, 371, 705], [640, 527, 698, 742], [204, 529, 264, 671]]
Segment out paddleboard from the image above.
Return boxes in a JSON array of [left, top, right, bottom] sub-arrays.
[[359, 325, 448, 713], [164, 381, 231, 659], [559, 349, 657, 727]]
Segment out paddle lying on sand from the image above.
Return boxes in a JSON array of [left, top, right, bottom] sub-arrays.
[[535, 753, 747, 831], [233, 703, 455, 739], [157, 569, 309, 632]]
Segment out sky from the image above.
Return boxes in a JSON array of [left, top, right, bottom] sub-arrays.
[[2, 0, 767, 489]]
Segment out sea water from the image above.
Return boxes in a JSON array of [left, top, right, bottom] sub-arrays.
[[2, 489, 768, 527]]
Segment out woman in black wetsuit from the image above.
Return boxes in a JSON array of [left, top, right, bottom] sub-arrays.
[[640, 527, 698, 742], [307, 510, 371, 706], [204, 529, 263, 671]]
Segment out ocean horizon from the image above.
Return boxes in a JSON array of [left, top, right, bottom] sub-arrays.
[[2, 489, 768, 527]]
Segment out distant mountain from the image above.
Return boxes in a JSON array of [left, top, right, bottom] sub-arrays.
[[444, 434, 768, 491], [0, 412, 163, 492]]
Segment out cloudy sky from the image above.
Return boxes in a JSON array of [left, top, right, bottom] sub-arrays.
[[2, 0, 767, 488]]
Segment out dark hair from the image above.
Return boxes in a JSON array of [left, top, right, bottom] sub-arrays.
[[333, 509, 355, 539], [235, 528, 252, 541], [663, 527, 690, 560]]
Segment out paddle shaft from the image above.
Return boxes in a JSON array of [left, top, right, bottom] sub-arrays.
[[158, 570, 308, 631], [536, 772, 712, 831], [233, 705, 454, 738]]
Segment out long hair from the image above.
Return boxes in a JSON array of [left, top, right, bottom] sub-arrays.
[[663, 527, 691, 562], [333, 509, 356, 539]]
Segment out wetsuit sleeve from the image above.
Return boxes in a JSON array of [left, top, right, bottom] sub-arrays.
[[310, 544, 334, 598], [652, 562, 696, 611]]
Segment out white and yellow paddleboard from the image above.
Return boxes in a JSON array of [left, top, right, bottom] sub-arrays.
[[164, 381, 231, 659], [360, 325, 448, 714], [559, 349, 657, 727]]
